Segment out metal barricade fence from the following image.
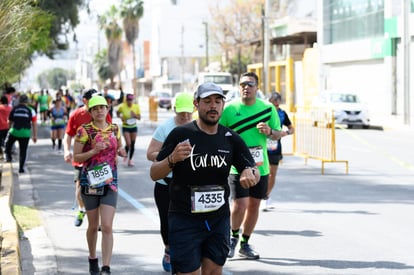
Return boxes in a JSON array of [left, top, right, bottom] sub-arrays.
[[291, 107, 348, 174]]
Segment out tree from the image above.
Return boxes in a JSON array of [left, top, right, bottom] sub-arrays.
[[35, 0, 89, 58], [208, 0, 293, 76], [0, 0, 91, 84], [99, 5, 124, 88], [94, 48, 115, 85], [120, 0, 144, 97], [0, 0, 53, 83], [37, 68, 75, 90], [209, 0, 263, 75]]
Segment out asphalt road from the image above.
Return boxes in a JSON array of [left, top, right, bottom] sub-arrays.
[[12, 103, 414, 275]]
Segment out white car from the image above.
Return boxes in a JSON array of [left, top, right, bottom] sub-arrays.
[[316, 92, 370, 129]]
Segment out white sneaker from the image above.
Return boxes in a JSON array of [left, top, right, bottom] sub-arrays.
[[262, 198, 274, 212]]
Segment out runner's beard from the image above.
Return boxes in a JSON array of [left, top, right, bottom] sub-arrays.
[[199, 111, 219, 126]]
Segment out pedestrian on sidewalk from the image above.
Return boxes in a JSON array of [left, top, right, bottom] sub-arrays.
[[73, 95, 126, 275], [5, 94, 37, 173], [146, 92, 194, 272], [219, 72, 282, 260], [63, 89, 112, 228], [150, 82, 259, 275]]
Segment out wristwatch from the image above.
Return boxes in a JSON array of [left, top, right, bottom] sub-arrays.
[[245, 167, 256, 175]]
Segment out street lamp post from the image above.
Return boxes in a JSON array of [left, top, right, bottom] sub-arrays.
[[203, 22, 209, 70]]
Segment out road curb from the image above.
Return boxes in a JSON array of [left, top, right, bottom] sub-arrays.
[[0, 163, 21, 275]]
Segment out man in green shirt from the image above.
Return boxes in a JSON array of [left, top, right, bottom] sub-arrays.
[[220, 72, 282, 260]]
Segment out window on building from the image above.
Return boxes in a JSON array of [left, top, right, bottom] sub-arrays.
[[323, 0, 384, 44]]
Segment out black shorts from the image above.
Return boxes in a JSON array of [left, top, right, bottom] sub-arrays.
[[80, 186, 118, 211], [268, 153, 283, 165], [122, 126, 137, 133], [169, 212, 230, 273], [228, 174, 269, 199]]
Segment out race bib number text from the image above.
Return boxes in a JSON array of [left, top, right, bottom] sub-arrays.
[[87, 163, 113, 188], [191, 185, 225, 213], [249, 146, 264, 166]]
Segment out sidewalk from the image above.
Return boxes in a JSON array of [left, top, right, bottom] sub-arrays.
[[0, 162, 21, 275], [0, 102, 159, 275]]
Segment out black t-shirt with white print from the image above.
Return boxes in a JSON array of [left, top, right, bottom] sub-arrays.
[[157, 120, 255, 218]]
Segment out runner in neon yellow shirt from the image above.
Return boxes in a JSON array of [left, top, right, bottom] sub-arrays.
[[116, 93, 141, 167]]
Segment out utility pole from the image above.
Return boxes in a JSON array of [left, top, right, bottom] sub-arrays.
[[262, 0, 270, 94], [180, 25, 185, 92], [402, 0, 411, 125], [203, 22, 209, 70]]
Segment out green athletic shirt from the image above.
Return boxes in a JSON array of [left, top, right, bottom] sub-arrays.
[[219, 98, 281, 176]]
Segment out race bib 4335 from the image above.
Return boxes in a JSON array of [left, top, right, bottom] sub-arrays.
[[191, 185, 225, 213]]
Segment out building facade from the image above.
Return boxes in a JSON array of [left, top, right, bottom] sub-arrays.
[[318, 0, 414, 126]]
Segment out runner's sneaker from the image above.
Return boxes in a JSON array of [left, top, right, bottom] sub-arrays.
[[239, 243, 260, 260], [88, 258, 100, 275], [74, 210, 85, 227], [262, 197, 274, 212], [100, 265, 111, 275], [227, 237, 239, 258], [128, 160, 134, 167], [162, 249, 172, 272]]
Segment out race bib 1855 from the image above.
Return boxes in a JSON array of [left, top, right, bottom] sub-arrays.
[[86, 162, 113, 188]]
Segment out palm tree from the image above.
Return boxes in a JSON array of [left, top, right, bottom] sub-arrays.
[[120, 0, 144, 97], [94, 48, 114, 85], [99, 5, 123, 88]]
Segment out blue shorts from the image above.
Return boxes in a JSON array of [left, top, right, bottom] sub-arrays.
[[169, 212, 230, 273], [228, 174, 269, 199], [51, 124, 65, 130]]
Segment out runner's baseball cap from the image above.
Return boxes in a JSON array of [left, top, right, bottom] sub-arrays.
[[88, 95, 108, 109], [195, 82, 225, 99], [174, 93, 194, 113]]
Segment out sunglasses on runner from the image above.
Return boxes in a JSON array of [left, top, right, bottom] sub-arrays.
[[239, 81, 256, 88]]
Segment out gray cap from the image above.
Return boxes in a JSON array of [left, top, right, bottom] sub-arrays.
[[195, 82, 226, 99]]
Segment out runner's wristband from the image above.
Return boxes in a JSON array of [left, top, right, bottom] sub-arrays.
[[167, 154, 175, 169]]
